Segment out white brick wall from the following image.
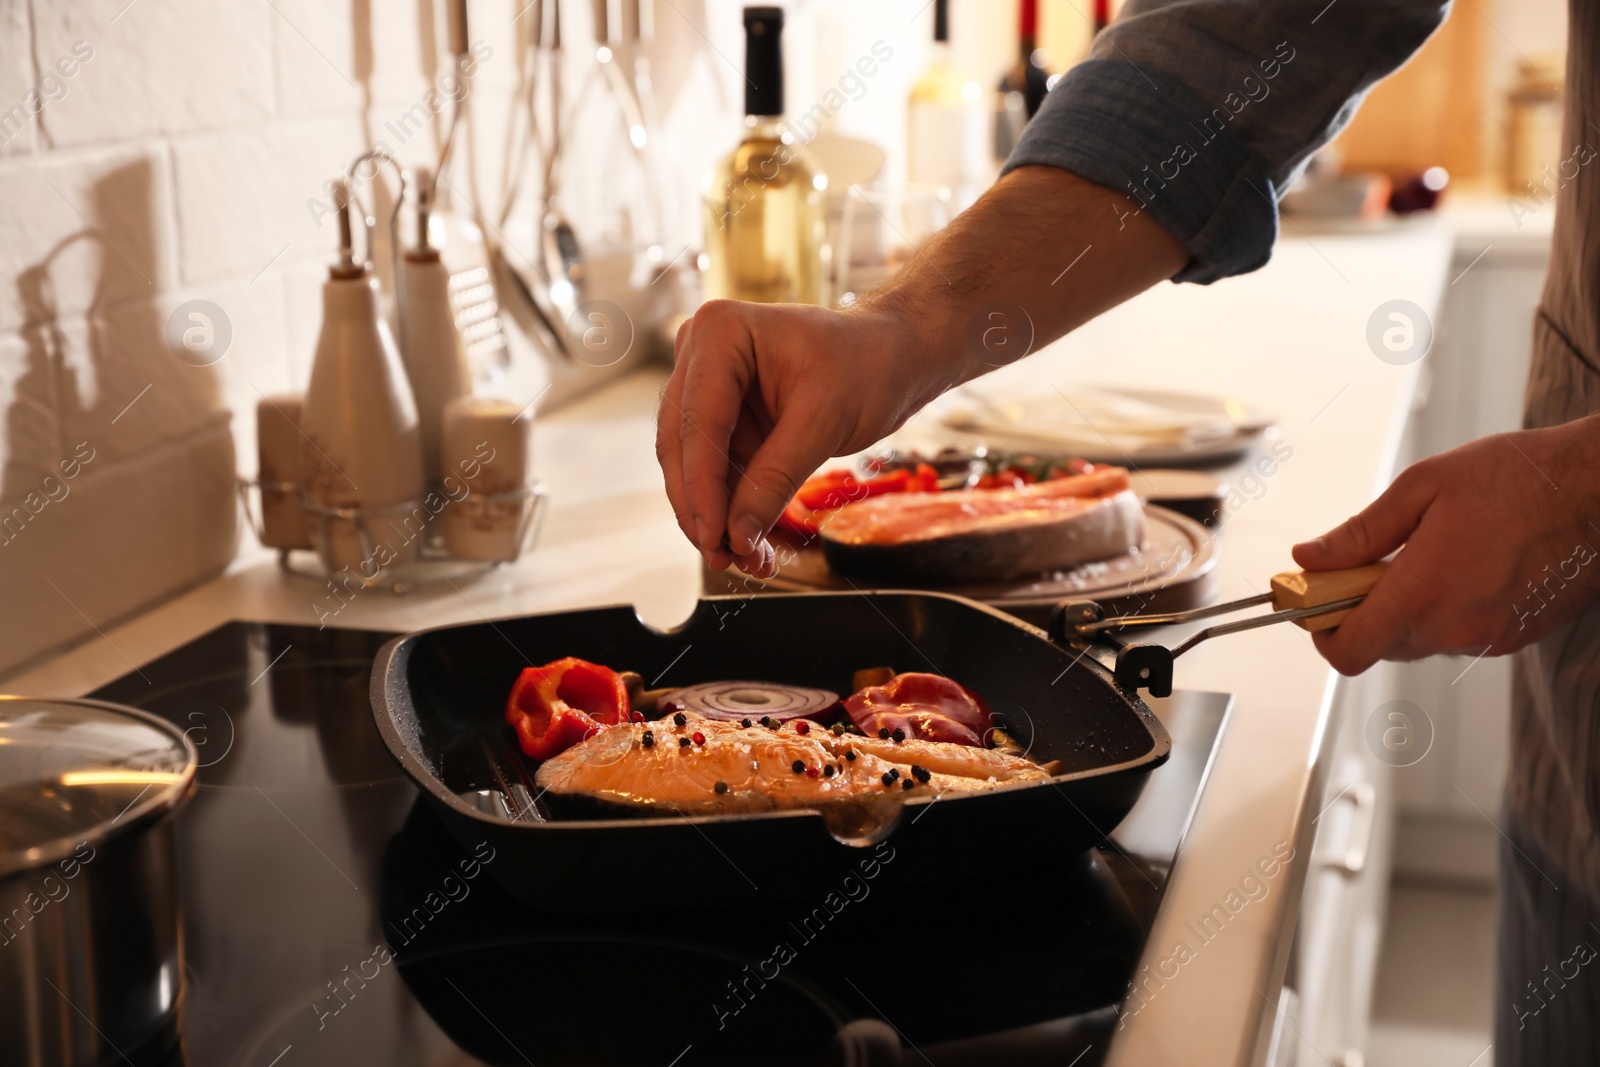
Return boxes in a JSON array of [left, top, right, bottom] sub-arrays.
[[0, 0, 961, 678], [0, 0, 533, 677]]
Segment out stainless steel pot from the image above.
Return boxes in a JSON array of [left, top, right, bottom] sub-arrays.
[[0, 696, 198, 1066]]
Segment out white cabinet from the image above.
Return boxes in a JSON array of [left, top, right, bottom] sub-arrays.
[[1292, 664, 1399, 1067], [1289, 206, 1550, 1063]]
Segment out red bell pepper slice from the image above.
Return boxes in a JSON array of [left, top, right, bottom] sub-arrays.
[[844, 672, 995, 747], [776, 464, 942, 538], [504, 657, 630, 761]]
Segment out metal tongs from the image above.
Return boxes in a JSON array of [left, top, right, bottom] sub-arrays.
[[1053, 562, 1390, 697]]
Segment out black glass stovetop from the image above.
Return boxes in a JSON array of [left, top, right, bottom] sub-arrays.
[[90, 621, 1229, 1067]]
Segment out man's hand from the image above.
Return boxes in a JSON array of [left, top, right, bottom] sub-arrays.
[[658, 167, 1189, 575], [655, 301, 931, 577], [1293, 415, 1600, 674]]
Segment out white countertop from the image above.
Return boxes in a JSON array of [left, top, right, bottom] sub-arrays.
[[5, 218, 1455, 1065]]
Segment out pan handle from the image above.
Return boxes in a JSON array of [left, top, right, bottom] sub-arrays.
[[1047, 600, 1176, 697]]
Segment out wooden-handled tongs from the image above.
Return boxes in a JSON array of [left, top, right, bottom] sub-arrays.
[[1053, 562, 1390, 697]]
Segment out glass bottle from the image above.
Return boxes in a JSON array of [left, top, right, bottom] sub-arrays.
[[701, 6, 827, 305]]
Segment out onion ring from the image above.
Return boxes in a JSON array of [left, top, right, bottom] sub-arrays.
[[655, 681, 841, 723]]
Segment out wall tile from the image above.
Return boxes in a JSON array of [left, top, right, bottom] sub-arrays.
[[33, 0, 273, 146], [0, 421, 237, 676], [70, 303, 222, 466], [0, 0, 38, 157], [170, 117, 365, 288], [272, 0, 361, 118], [0, 143, 175, 332], [0, 329, 62, 510]]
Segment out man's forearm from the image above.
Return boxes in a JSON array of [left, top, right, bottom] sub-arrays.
[[862, 166, 1188, 404]]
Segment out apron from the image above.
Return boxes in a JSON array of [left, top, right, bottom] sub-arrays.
[[1508, 0, 1600, 891], [1498, 2, 1600, 1060]]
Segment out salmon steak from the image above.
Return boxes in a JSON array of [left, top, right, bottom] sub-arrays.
[[533, 712, 1053, 822], [817, 467, 1145, 584]]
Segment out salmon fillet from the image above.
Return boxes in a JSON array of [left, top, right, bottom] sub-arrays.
[[818, 468, 1145, 584], [820, 468, 1134, 546], [533, 713, 1052, 819]]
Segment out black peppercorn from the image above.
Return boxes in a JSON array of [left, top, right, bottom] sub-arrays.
[[881, 772, 895, 786], [888, 768, 900, 781], [845, 750, 856, 761], [792, 759, 806, 774], [714, 780, 728, 794], [741, 718, 753, 729], [891, 728, 906, 743], [678, 736, 691, 749], [673, 712, 688, 727], [641, 731, 655, 749], [823, 765, 835, 778], [902, 778, 915, 791], [878, 728, 891, 739], [760, 716, 773, 728]]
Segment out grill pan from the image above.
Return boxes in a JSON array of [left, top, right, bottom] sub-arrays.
[[370, 590, 1170, 911]]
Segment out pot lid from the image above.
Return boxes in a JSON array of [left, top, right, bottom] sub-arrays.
[[0, 696, 197, 879]]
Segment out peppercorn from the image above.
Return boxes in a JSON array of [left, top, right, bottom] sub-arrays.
[[714, 780, 728, 794], [881, 772, 896, 786], [795, 721, 810, 735], [891, 728, 906, 743], [805, 766, 821, 779], [673, 712, 688, 728], [845, 750, 857, 762], [760, 716, 773, 728], [678, 737, 691, 749], [692, 731, 706, 746], [823, 765, 836, 779], [831, 723, 845, 736], [887, 768, 900, 781], [878, 728, 891, 739], [912, 765, 930, 783], [902, 778, 915, 791], [630, 710, 644, 723], [792, 759, 806, 774], [641, 731, 655, 749], [741, 718, 753, 729]]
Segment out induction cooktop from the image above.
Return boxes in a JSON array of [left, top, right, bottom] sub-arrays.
[[88, 620, 1229, 1067]]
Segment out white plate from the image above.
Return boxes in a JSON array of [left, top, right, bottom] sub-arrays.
[[934, 384, 1276, 468]]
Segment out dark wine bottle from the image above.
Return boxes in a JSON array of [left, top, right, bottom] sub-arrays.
[[999, 0, 1051, 118]]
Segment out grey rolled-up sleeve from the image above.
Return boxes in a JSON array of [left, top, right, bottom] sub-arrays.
[[1003, 0, 1449, 283]]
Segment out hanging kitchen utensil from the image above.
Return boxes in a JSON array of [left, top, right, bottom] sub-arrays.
[[589, 0, 664, 249], [490, 0, 575, 364], [432, 0, 515, 383], [1054, 562, 1390, 697], [539, 0, 588, 339]]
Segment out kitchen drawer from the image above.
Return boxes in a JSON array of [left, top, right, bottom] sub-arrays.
[[1293, 662, 1399, 1067]]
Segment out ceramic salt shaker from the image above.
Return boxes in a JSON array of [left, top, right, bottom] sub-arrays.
[[441, 396, 532, 562], [256, 394, 312, 550]]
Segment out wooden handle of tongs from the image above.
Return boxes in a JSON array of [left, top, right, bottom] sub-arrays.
[[1269, 561, 1391, 632]]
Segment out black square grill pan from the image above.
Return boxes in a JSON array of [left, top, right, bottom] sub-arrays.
[[370, 590, 1169, 910]]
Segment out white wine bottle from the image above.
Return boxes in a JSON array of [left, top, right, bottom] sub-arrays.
[[907, 0, 992, 207], [701, 6, 827, 305]]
